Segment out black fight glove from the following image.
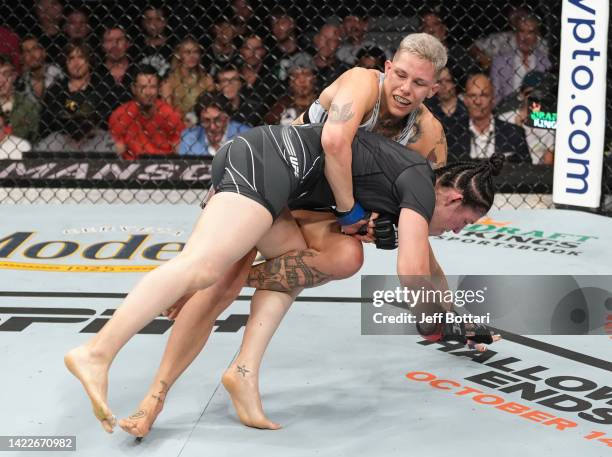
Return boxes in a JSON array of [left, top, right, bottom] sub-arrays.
[[357, 213, 398, 250], [373, 215, 397, 250]]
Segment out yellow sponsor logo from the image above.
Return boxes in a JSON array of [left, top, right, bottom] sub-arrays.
[[0, 261, 157, 273]]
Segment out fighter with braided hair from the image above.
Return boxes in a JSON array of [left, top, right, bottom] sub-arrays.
[[64, 120, 506, 436]]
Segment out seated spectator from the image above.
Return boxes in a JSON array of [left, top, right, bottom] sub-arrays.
[[40, 41, 108, 138], [470, 6, 549, 71], [64, 7, 91, 43], [446, 73, 529, 163], [238, 35, 276, 125], [203, 20, 239, 77], [94, 27, 135, 110], [229, 0, 258, 37], [425, 67, 468, 134], [0, 55, 41, 143], [34, 100, 115, 154], [30, 0, 67, 66], [239, 35, 267, 88], [179, 92, 250, 156], [355, 45, 386, 71], [490, 14, 551, 104], [263, 7, 305, 87], [420, 10, 480, 87], [132, 5, 175, 78], [215, 63, 245, 117], [109, 65, 184, 160], [310, 23, 350, 89], [265, 61, 317, 125], [17, 36, 64, 103], [0, 25, 21, 73], [497, 76, 557, 166], [0, 110, 31, 159], [161, 37, 214, 125], [312, 24, 351, 88], [495, 70, 544, 116], [337, 9, 376, 65]]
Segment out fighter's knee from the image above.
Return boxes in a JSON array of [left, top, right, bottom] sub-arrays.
[[328, 237, 364, 279], [177, 255, 223, 291]]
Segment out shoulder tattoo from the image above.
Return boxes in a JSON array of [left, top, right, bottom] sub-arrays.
[[407, 107, 423, 145], [428, 128, 448, 167], [327, 102, 355, 124]]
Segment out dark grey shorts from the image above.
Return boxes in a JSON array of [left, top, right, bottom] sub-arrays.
[[211, 130, 298, 220]]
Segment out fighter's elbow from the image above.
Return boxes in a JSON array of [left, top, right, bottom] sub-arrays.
[[321, 128, 351, 157]]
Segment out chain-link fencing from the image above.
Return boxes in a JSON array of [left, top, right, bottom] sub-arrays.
[[0, 1, 609, 211]]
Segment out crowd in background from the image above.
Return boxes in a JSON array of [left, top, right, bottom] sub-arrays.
[[0, 0, 560, 166]]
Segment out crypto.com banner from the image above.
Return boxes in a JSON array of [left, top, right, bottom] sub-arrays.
[[553, 0, 609, 207]]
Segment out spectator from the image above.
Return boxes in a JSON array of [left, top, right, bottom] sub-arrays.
[[63, 7, 91, 43], [420, 10, 479, 87], [355, 45, 386, 71], [179, 92, 250, 156], [265, 61, 317, 125], [133, 5, 174, 78], [17, 36, 64, 103], [109, 65, 184, 160], [35, 99, 115, 154], [425, 67, 468, 134], [470, 6, 549, 70], [490, 14, 551, 103], [0, 110, 31, 159], [161, 37, 214, 125], [337, 11, 373, 65], [497, 74, 556, 165], [0, 55, 40, 143], [239, 35, 270, 91], [31, 0, 67, 66], [229, 0, 257, 37], [263, 8, 304, 85], [0, 25, 21, 73], [40, 41, 107, 138], [238, 35, 275, 126], [94, 26, 135, 108], [215, 63, 253, 126], [446, 73, 529, 163], [495, 70, 544, 116], [310, 23, 350, 89], [202, 20, 238, 77]]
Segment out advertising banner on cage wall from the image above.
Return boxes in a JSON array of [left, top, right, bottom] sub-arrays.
[[553, 0, 609, 207]]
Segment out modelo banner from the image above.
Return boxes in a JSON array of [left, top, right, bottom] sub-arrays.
[[553, 0, 609, 208]]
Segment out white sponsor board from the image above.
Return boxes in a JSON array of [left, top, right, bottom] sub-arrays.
[[553, 0, 609, 207]]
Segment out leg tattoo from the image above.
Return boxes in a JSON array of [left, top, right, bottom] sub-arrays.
[[236, 365, 250, 377], [129, 409, 146, 420], [151, 380, 168, 402], [246, 249, 332, 292]]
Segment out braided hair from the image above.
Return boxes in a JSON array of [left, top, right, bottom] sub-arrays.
[[434, 153, 505, 212]]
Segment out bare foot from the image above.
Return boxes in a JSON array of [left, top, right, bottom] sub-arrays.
[[222, 363, 281, 430], [64, 346, 115, 433], [119, 381, 168, 438]]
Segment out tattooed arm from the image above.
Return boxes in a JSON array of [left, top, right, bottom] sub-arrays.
[[321, 68, 378, 214], [407, 107, 448, 168]]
